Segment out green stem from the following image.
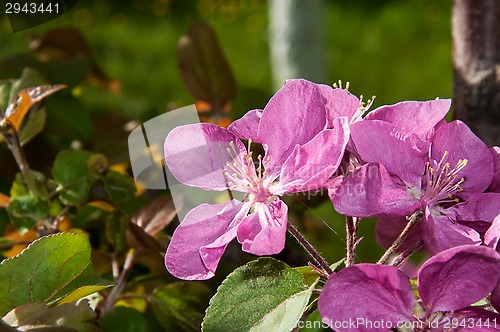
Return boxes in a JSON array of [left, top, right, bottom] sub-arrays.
[[345, 215, 358, 267]]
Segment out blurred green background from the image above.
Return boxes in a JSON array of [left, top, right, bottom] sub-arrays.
[[0, 0, 450, 268]]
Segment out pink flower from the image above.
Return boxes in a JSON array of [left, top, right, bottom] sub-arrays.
[[331, 119, 497, 255], [163, 79, 350, 280], [318, 246, 500, 332]]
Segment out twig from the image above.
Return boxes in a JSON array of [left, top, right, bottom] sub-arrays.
[[287, 222, 333, 275], [377, 211, 422, 265]]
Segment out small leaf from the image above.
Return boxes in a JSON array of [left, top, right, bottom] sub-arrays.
[[8, 68, 47, 102], [7, 195, 49, 234], [202, 257, 313, 332], [251, 280, 317, 331], [102, 171, 136, 205], [10, 171, 48, 199], [131, 195, 178, 236], [1, 85, 65, 132], [177, 21, 236, 112], [19, 107, 47, 145], [2, 300, 100, 332], [0, 193, 10, 208], [0, 232, 112, 316], [52, 150, 93, 205], [55, 285, 112, 305], [151, 282, 212, 332]]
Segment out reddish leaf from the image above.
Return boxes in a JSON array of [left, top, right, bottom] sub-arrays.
[[132, 195, 179, 236], [29, 27, 120, 92], [1, 85, 65, 131], [178, 21, 236, 113]]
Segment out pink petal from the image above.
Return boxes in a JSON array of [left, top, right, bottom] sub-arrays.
[[331, 163, 420, 218], [430, 120, 494, 193], [485, 215, 500, 250], [165, 200, 249, 280], [227, 109, 263, 142], [375, 216, 423, 252], [454, 193, 500, 233], [257, 79, 327, 176], [279, 117, 350, 193], [236, 199, 287, 256], [488, 146, 500, 192], [422, 209, 482, 256], [365, 99, 451, 140], [350, 120, 427, 185], [491, 282, 500, 313], [317, 84, 361, 125], [318, 264, 415, 332], [418, 245, 500, 313], [439, 308, 500, 332], [164, 123, 247, 191]]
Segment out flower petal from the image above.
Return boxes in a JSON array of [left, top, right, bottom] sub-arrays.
[[418, 245, 500, 313], [375, 216, 423, 252], [257, 79, 327, 176], [430, 120, 494, 193], [350, 120, 427, 185], [422, 209, 482, 256], [454, 193, 500, 233], [227, 109, 263, 142], [365, 99, 451, 140], [488, 146, 500, 192], [236, 199, 287, 256], [491, 282, 500, 313], [331, 163, 420, 218], [434, 307, 500, 332], [318, 264, 415, 332], [279, 117, 350, 193], [165, 200, 248, 280], [164, 123, 246, 191], [318, 84, 361, 125], [485, 215, 500, 250]]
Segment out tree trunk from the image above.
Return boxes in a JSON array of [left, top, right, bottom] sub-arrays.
[[268, 0, 326, 90], [453, 0, 500, 146]]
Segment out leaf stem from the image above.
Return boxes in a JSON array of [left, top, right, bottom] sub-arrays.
[[287, 222, 333, 275], [391, 240, 424, 267], [377, 210, 422, 265], [102, 249, 139, 314], [6, 131, 39, 197], [345, 215, 358, 267]]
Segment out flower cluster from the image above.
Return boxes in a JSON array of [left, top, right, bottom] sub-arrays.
[[163, 79, 500, 330]]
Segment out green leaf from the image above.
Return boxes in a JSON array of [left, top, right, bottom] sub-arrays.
[[19, 107, 47, 145], [7, 195, 49, 234], [151, 282, 212, 332], [202, 257, 315, 332], [52, 150, 93, 205], [10, 171, 48, 199], [102, 171, 136, 205], [105, 213, 128, 252], [55, 285, 113, 306], [2, 300, 100, 332], [100, 306, 148, 332], [0, 232, 112, 316]]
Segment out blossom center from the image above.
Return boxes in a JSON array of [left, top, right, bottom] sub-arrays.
[[422, 151, 468, 208], [223, 140, 272, 202]]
